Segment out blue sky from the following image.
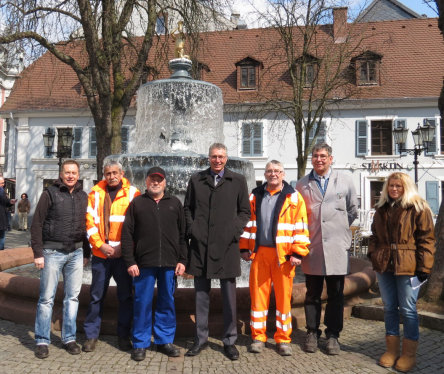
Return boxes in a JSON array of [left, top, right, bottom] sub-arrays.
[[395, 0, 437, 17]]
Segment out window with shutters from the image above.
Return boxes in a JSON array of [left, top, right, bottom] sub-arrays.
[[89, 128, 97, 158], [426, 181, 439, 215], [72, 128, 82, 158], [242, 122, 263, 157], [424, 118, 437, 156], [371, 120, 392, 155], [89, 126, 130, 157], [355, 120, 368, 156]]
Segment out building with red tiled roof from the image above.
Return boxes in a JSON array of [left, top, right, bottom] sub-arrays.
[[0, 6, 443, 224]]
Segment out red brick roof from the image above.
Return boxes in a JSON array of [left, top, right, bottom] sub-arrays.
[[1, 17, 442, 114]]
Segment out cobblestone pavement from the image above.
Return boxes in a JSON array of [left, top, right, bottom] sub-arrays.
[[0, 318, 443, 374], [2, 230, 443, 374]]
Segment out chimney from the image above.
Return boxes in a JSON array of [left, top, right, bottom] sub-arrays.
[[333, 7, 348, 44], [231, 11, 240, 28]]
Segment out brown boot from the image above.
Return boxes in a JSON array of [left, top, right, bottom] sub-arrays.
[[395, 338, 418, 372], [378, 335, 400, 368]]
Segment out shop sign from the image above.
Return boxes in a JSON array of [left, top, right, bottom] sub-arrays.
[[362, 160, 403, 173]]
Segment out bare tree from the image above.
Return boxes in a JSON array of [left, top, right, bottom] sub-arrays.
[[0, 0, 231, 178], [243, 0, 374, 178]]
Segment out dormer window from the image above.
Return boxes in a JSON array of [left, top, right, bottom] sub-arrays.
[[292, 54, 320, 88], [352, 51, 382, 86], [235, 57, 262, 91]]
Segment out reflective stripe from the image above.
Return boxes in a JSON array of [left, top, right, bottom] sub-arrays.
[[129, 186, 138, 202], [276, 320, 292, 331], [276, 310, 290, 321], [241, 232, 256, 240], [246, 220, 257, 228], [250, 320, 267, 329], [294, 222, 308, 231], [87, 226, 99, 237], [294, 234, 310, 243], [290, 192, 299, 204], [94, 192, 100, 224], [251, 309, 268, 318], [109, 215, 125, 223], [277, 223, 295, 231], [108, 240, 120, 247], [275, 236, 294, 244], [249, 194, 254, 201]]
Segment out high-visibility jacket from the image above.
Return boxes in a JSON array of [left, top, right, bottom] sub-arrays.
[[239, 181, 310, 264], [86, 177, 140, 259]]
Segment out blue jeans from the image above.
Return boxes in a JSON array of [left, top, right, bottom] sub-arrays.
[[132, 267, 176, 348], [35, 248, 83, 345], [0, 230, 5, 250], [376, 272, 420, 341], [83, 256, 133, 339]]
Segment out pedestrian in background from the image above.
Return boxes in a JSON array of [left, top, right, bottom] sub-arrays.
[[18, 193, 31, 231], [0, 177, 16, 249], [368, 172, 435, 372]]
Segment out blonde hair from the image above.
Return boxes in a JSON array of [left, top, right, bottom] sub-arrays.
[[376, 172, 430, 212]]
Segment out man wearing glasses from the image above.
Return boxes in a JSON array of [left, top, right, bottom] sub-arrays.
[[240, 160, 310, 356], [296, 143, 358, 355]]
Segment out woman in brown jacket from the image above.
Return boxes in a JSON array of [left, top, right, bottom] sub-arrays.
[[368, 172, 435, 372]]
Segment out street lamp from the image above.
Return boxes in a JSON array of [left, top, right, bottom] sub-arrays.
[[42, 128, 74, 172], [393, 122, 435, 185]]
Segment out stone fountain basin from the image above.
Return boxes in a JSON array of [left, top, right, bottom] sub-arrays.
[[0, 247, 375, 337]]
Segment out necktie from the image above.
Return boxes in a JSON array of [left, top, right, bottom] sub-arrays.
[[214, 175, 220, 186]]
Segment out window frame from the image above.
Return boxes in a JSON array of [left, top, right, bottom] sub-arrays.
[[241, 122, 263, 157]]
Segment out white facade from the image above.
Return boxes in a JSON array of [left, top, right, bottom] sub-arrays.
[[4, 93, 442, 222]]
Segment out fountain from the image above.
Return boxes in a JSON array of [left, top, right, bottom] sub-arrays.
[[0, 32, 376, 337]]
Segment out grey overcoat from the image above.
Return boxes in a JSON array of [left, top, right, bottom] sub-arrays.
[[296, 169, 358, 276]]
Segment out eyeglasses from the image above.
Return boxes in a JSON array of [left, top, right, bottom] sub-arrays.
[[312, 154, 329, 160], [265, 169, 283, 175]]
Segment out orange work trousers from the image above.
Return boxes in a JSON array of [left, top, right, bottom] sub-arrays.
[[249, 246, 295, 343]]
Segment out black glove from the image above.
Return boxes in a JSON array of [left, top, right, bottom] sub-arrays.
[[415, 271, 428, 282]]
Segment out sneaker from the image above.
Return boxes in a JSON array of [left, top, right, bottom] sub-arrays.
[[63, 341, 81, 355], [249, 340, 265, 353], [304, 331, 318, 353], [82, 338, 98, 352], [326, 337, 340, 355], [35, 344, 49, 359], [276, 343, 292, 356], [118, 336, 132, 351]]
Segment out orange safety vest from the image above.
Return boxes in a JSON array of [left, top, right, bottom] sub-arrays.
[[86, 177, 140, 258], [240, 190, 310, 264]]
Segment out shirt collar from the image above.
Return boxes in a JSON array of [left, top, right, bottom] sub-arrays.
[[312, 168, 331, 181], [210, 169, 225, 178]]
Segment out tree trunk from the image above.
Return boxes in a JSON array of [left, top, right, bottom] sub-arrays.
[[425, 0, 444, 301]]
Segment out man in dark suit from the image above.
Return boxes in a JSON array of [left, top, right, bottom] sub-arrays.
[[184, 143, 250, 360]]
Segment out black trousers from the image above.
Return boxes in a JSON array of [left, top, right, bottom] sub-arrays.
[[194, 276, 237, 346], [304, 274, 345, 338]]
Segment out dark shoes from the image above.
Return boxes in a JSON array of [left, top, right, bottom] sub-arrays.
[[326, 336, 340, 355], [35, 344, 49, 359], [82, 338, 98, 352], [118, 336, 132, 351], [185, 342, 208, 357], [131, 348, 146, 361], [157, 343, 180, 357], [223, 344, 239, 360], [304, 331, 318, 353], [63, 341, 81, 355]]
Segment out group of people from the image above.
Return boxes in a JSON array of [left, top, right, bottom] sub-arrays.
[[29, 142, 435, 373]]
